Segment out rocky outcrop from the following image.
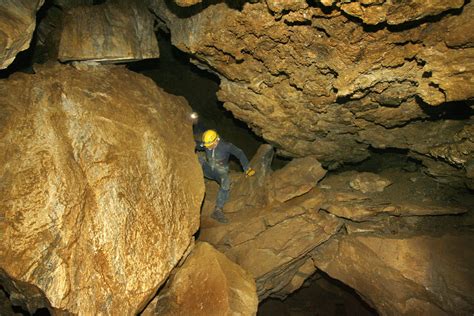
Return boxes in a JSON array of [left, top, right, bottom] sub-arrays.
[[311, 233, 474, 315], [0, 0, 44, 69], [58, 2, 159, 62], [0, 63, 204, 314], [200, 145, 343, 299], [199, 144, 473, 314], [143, 242, 258, 316], [151, 1, 474, 188]]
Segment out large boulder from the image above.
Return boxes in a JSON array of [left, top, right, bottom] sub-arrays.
[[58, 2, 160, 62], [0, 63, 204, 314], [0, 0, 44, 69], [143, 242, 258, 316]]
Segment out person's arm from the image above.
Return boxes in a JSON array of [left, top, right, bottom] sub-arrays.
[[195, 140, 205, 151], [228, 143, 250, 171]]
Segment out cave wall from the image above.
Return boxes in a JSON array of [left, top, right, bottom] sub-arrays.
[[0, 0, 44, 69]]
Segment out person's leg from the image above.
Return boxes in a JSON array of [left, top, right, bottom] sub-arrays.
[[215, 172, 230, 210]]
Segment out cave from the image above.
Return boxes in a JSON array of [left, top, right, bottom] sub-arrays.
[[0, 0, 473, 315]]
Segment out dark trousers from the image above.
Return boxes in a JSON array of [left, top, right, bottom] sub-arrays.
[[199, 157, 230, 209]]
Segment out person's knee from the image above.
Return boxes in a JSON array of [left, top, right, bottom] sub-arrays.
[[221, 177, 231, 191]]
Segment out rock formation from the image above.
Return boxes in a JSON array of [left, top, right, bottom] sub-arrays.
[[311, 233, 474, 315], [0, 63, 204, 314], [0, 0, 44, 69], [152, 0, 474, 188], [58, 2, 160, 62], [199, 144, 473, 314], [143, 242, 258, 316]]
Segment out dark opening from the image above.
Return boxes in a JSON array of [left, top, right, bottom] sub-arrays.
[[416, 98, 473, 120], [258, 270, 378, 316], [127, 31, 264, 163]]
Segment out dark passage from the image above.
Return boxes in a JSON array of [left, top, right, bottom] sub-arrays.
[[258, 271, 377, 316], [128, 32, 263, 163]]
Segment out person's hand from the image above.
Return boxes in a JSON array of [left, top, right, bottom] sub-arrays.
[[245, 168, 256, 177]]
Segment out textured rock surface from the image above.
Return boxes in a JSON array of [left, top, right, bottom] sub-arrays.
[[200, 146, 343, 299], [349, 172, 392, 193], [152, 1, 474, 187], [143, 242, 258, 316], [0, 0, 44, 69], [59, 2, 159, 62], [199, 145, 473, 313], [0, 63, 204, 314], [326, 0, 465, 25], [311, 233, 474, 315]]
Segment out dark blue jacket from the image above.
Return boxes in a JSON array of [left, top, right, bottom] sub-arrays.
[[197, 139, 250, 171]]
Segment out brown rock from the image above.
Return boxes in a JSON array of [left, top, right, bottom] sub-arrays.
[[0, 63, 204, 314], [335, 0, 464, 25], [143, 242, 258, 316], [319, 170, 468, 221], [174, 0, 202, 7], [151, 1, 474, 186], [311, 233, 474, 315], [0, 0, 44, 69], [200, 149, 341, 299], [268, 157, 327, 203], [349, 172, 392, 193], [58, 2, 159, 62]]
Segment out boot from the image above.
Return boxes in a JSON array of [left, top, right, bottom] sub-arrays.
[[211, 208, 229, 224]]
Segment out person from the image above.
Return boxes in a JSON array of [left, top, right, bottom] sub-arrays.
[[196, 129, 255, 223]]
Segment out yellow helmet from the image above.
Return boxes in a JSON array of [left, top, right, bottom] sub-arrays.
[[202, 129, 219, 148]]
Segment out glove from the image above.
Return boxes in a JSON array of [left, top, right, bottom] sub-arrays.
[[245, 167, 256, 177]]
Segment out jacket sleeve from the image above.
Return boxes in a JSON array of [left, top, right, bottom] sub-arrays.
[[228, 143, 250, 171]]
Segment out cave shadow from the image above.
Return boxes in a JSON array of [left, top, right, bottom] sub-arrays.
[[416, 98, 473, 121], [258, 270, 378, 316]]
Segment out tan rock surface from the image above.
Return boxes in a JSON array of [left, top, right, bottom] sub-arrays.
[[0, 63, 204, 314], [143, 242, 258, 316], [332, 0, 465, 25], [174, 0, 202, 7], [200, 146, 341, 299], [152, 1, 474, 186], [311, 233, 474, 315], [349, 172, 392, 193], [0, 0, 44, 69], [59, 2, 159, 62]]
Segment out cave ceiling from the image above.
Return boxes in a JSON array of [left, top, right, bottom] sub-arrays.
[[152, 0, 473, 188]]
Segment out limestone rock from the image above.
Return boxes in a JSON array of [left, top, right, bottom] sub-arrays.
[[333, 0, 465, 25], [0, 63, 204, 314], [143, 242, 258, 316], [200, 146, 341, 299], [58, 2, 159, 62], [201, 192, 342, 300], [151, 1, 474, 187], [0, 0, 44, 69], [174, 0, 202, 7], [311, 233, 474, 315], [319, 170, 468, 221], [349, 172, 392, 193], [268, 157, 327, 203]]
